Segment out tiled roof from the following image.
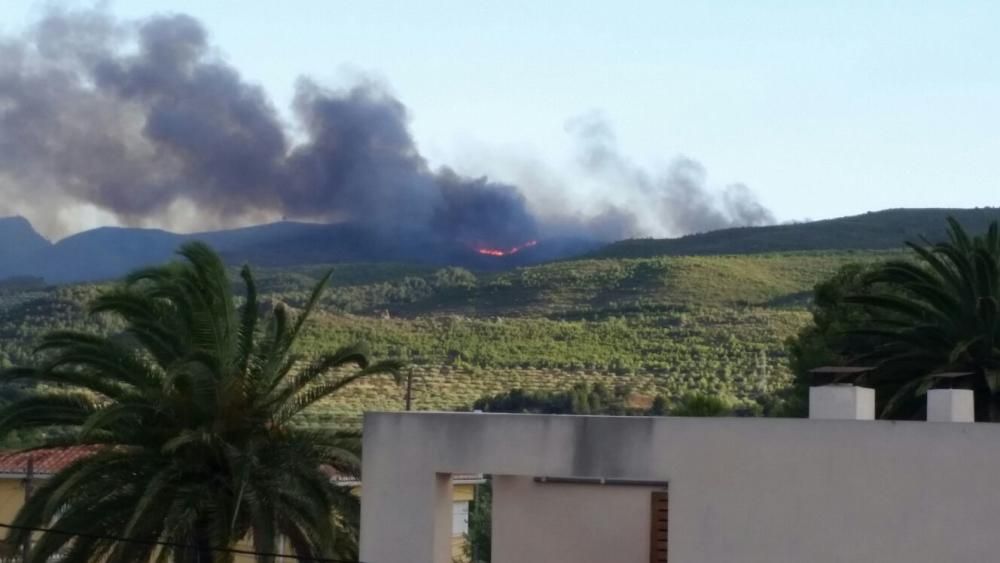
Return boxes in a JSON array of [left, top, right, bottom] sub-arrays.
[[0, 446, 99, 476]]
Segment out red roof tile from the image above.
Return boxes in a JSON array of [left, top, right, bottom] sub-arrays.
[[0, 446, 98, 475], [0, 448, 484, 486]]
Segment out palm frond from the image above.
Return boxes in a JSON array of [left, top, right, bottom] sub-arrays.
[[277, 359, 403, 423], [263, 344, 372, 410], [0, 393, 102, 437], [3, 242, 385, 561], [843, 218, 1000, 420]]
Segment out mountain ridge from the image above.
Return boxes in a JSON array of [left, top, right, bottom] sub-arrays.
[[590, 207, 1000, 259], [3, 207, 998, 284], [0, 219, 588, 284]]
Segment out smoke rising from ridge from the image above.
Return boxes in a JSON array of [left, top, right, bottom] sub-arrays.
[[565, 114, 774, 237], [0, 8, 772, 248]]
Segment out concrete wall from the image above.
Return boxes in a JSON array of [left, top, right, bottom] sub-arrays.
[[360, 412, 1000, 563], [493, 476, 660, 563]]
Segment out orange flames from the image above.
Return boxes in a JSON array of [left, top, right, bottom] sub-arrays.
[[473, 240, 538, 257]]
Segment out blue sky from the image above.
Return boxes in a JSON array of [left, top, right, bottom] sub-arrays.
[[3, 0, 999, 224]]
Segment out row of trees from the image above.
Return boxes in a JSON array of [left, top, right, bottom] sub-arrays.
[[471, 384, 740, 417]]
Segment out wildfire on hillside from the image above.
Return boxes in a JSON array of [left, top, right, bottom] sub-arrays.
[[472, 240, 539, 257]]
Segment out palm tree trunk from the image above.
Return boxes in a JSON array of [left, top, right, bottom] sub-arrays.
[[196, 533, 214, 563], [181, 521, 215, 563]]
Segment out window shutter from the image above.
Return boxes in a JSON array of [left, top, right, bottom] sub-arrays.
[[649, 491, 669, 563]]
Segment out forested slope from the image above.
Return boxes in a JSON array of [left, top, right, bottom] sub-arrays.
[[0, 250, 896, 422]]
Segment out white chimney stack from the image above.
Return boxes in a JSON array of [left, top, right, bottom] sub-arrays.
[[809, 384, 876, 420], [808, 367, 876, 421], [926, 389, 974, 422]]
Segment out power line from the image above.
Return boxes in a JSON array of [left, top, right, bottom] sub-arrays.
[[0, 522, 363, 562]]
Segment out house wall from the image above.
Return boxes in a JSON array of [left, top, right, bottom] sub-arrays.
[[492, 476, 660, 563], [350, 481, 476, 561], [360, 411, 1000, 563], [0, 478, 24, 540]]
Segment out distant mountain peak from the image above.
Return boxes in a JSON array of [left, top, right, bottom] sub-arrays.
[[0, 216, 51, 276], [0, 215, 49, 239], [0, 214, 41, 231]]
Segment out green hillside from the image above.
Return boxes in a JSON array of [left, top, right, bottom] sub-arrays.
[[592, 208, 1000, 258], [246, 250, 900, 317], [0, 250, 898, 421]]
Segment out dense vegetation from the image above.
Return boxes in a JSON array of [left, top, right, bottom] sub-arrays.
[[471, 383, 655, 415], [0, 250, 904, 423], [788, 220, 1000, 420], [855, 219, 1000, 420]]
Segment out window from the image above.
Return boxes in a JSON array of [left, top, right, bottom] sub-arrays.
[[452, 501, 470, 537]]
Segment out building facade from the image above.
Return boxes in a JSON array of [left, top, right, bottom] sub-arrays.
[[360, 387, 999, 563]]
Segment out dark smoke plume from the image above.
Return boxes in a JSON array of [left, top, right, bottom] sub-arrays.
[[0, 8, 770, 249], [0, 8, 536, 247]]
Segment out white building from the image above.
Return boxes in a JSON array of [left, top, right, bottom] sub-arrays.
[[360, 385, 997, 563]]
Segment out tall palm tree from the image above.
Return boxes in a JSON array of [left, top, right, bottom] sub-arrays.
[[0, 242, 400, 562], [846, 218, 1000, 420]]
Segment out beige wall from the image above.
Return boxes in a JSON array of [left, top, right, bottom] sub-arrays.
[[493, 476, 659, 563], [0, 478, 23, 541], [360, 412, 1000, 563], [0, 479, 23, 536]]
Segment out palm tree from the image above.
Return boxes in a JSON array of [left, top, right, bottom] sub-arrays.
[[846, 218, 1000, 420], [0, 242, 400, 562]]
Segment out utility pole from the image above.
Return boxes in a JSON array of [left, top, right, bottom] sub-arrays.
[[471, 481, 479, 563], [21, 456, 33, 563], [404, 369, 414, 411], [405, 355, 422, 411]]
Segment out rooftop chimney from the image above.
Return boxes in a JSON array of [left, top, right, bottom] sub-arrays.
[[926, 388, 974, 422], [808, 367, 876, 421]]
